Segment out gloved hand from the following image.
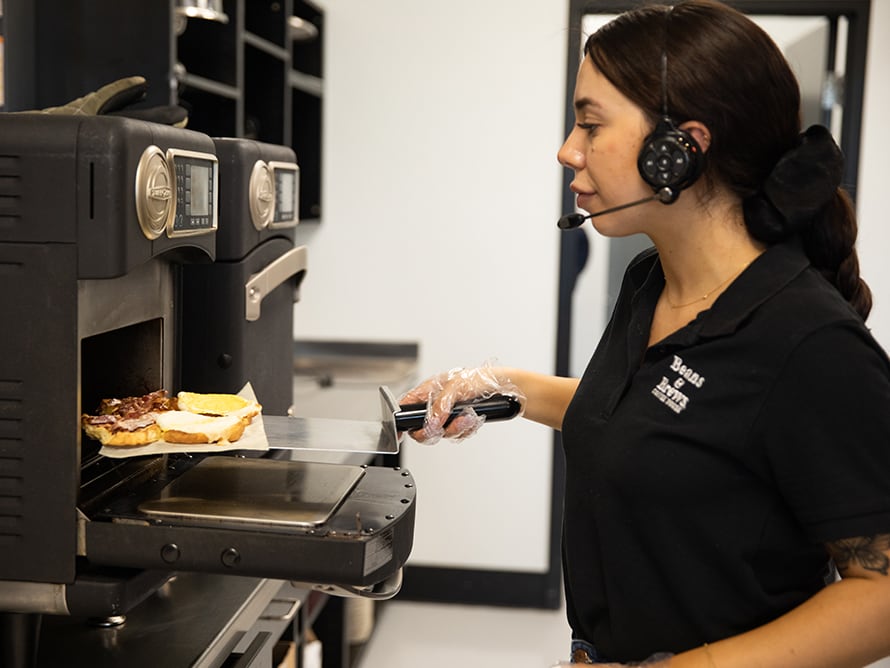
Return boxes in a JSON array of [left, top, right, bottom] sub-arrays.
[[399, 361, 526, 444], [23, 76, 189, 127]]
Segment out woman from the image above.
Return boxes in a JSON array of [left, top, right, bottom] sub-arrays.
[[400, 1, 890, 666]]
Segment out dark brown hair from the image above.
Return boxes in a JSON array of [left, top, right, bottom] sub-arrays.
[[585, 0, 872, 320]]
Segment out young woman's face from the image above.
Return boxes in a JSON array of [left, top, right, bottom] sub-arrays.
[[558, 55, 655, 236]]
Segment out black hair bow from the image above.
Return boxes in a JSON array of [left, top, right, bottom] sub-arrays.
[[744, 125, 844, 242]]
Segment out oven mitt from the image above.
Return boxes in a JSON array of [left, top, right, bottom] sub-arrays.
[[25, 75, 189, 128]]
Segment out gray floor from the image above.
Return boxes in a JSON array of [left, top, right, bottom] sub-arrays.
[[357, 598, 572, 667], [356, 599, 890, 668]]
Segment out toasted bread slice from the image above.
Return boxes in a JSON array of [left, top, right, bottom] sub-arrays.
[[176, 391, 261, 421], [156, 411, 247, 444], [82, 419, 162, 447]]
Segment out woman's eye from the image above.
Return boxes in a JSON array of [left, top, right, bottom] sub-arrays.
[[576, 122, 599, 135]]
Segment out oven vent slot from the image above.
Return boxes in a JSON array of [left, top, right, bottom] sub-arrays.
[[0, 387, 25, 544], [0, 466, 24, 545], [0, 155, 23, 234]]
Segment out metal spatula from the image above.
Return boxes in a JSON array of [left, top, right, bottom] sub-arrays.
[[263, 386, 521, 454]]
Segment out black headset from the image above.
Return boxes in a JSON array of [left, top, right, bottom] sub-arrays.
[[557, 10, 706, 229], [637, 12, 704, 204]]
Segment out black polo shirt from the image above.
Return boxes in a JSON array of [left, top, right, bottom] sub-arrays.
[[561, 240, 890, 662]]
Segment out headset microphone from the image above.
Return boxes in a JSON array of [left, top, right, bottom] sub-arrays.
[[556, 189, 675, 230]]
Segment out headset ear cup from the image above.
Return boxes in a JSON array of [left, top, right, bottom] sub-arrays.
[[637, 117, 704, 203]]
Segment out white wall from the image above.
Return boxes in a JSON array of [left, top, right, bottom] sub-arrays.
[[855, 0, 890, 349], [855, 5, 890, 667], [294, 1, 569, 572]]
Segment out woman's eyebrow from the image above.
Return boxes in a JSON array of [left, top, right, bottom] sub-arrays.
[[574, 97, 604, 114]]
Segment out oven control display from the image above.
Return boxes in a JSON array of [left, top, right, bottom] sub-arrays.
[[249, 160, 300, 231], [135, 146, 218, 240], [271, 162, 299, 228], [168, 149, 218, 236]]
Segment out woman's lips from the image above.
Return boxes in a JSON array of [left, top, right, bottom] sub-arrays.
[[575, 192, 596, 211]]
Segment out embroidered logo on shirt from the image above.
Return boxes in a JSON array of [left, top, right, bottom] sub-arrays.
[[651, 355, 706, 414]]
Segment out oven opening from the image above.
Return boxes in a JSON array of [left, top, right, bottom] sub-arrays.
[[79, 318, 168, 512], [81, 318, 164, 413]]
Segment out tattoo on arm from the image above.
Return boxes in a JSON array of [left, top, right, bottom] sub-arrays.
[[827, 534, 890, 576]]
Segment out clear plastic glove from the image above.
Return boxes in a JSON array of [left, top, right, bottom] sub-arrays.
[[20, 76, 189, 127], [399, 361, 526, 445]]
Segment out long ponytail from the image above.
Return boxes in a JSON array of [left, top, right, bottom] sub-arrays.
[[742, 124, 872, 321], [801, 189, 872, 320]]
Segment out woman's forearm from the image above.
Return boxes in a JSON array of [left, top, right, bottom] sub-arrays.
[[669, 574, 890, 668], [495, 367, 579, 430]]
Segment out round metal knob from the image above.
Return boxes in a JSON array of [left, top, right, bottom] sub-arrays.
[[248, 160, 274, 230], [135, 145, 173, 239]]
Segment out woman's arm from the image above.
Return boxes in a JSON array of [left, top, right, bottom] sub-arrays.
[[666, 535, 890, 668], [496, 367, 579, 430]]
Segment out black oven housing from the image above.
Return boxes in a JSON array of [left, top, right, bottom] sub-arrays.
[[0, 115, 414, 618]]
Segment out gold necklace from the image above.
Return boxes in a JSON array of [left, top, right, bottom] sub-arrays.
[[664, 262, 751, 309]]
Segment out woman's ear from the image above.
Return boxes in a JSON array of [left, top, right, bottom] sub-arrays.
[[679, 121, 712, 153]]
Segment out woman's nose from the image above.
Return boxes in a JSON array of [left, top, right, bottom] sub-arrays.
[[557, 134, 585, 170]]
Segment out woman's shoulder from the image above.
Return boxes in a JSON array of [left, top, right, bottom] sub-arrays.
[[756, 265, 887, 364], [743, 241, 864, 332], [777, 265, 864, 324]]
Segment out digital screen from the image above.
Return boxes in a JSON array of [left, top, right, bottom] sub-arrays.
[[275, 169, 297, 221], [190, 164, 211, 217], [168, 150, 216, 235]]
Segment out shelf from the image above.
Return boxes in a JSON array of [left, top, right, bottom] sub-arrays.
[[245, 0, 287, 48], [176, 8, 237, 87], [292, 86, 322, 220], [178, 71, 240, 100], [245, 46, 286, 144], [291, 1, 323, 78], [180, 90, 238, 137], [244, 30, 289, 60], [290, 69, 323, 97]]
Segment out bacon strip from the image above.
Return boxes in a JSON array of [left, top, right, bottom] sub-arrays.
[[85, 390, 173, 433]]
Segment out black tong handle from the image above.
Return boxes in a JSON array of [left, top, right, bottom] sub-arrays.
[[394, 394, 522, 431]]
